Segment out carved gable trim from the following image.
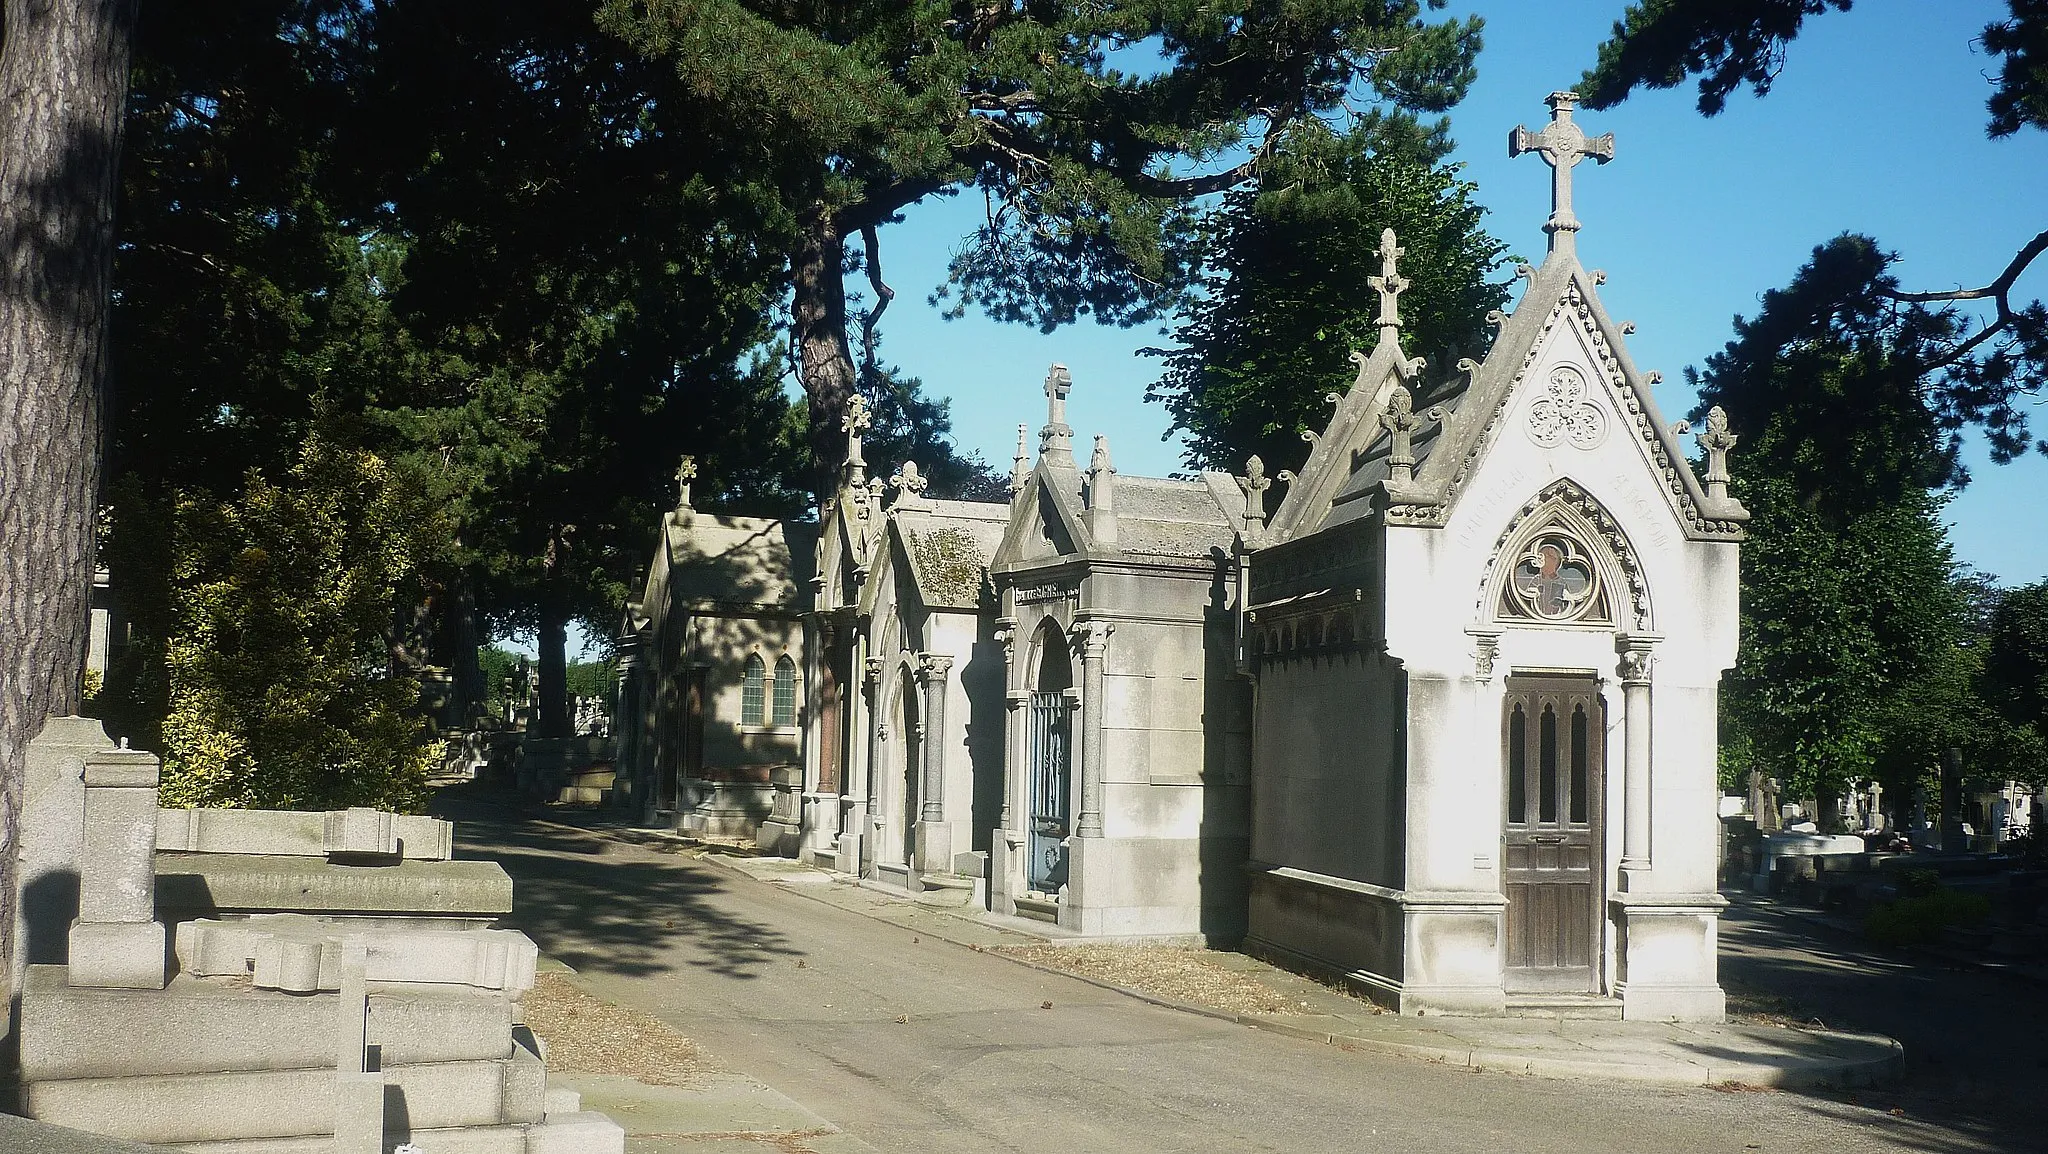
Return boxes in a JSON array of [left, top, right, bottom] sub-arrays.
[[1476, 479, 1651, 632]]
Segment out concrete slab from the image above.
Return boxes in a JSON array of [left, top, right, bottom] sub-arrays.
[[155, 856, 513, 918]]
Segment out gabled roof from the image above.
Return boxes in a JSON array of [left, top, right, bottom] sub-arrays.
[[991, 457, 1243, 568], [889, 498, 1008, 610], [659, 509, 817, 609], [1266, 249, 1746, 544]]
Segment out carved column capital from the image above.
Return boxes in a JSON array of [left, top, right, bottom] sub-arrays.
[[916, 652, 955, 683], [1465, 626, 1502, 682], [863, 656, 884, 685], [1070, 619, 1114, 659], [1616, 632, 1661, 685]]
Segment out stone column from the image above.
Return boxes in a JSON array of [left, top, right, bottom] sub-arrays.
[[69, 738, 168, 989], [613, 645, 641, 812], [1073, 620, 1113, 839], [1616, 633, 1659, 886], [917, 654, 952, 823], [862, 655, 885, 871]]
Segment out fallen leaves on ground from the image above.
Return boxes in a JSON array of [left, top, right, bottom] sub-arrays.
[[994, 945, 1302, 1016], [522, 971, 718, 1087]]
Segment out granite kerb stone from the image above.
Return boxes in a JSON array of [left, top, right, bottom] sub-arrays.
[[17, 966, 516, 1081]]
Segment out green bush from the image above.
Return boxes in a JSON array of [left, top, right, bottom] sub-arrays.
[[158, 434, 448, 813], [1864, 887, 1992, 946]]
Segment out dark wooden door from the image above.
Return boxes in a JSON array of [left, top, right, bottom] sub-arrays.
[[1501, 675, 1604, 992]]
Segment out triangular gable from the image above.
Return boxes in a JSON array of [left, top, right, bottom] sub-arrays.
[[991, 461, 1093, 569], [886, 501, 1005, 611], [1266, 330, 1427, 542], [1390, 255, 1744, 541]]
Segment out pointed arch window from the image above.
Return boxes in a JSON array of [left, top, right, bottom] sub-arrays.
[[772, 655, 798, 725], [741, 654, 766, 725]]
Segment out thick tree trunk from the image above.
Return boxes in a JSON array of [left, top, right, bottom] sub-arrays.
[[791, 205, 856, 498], [536, 601, 571, 738], [0, 0, 135, 995]]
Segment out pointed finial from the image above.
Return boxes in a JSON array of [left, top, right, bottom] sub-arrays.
[[1698, 406, 1738, 501], [1040, 363, 1075, 464], [1009, 423, 1030, 496], [675, 456, 697, 510], [1088, 434, 1113, 478], [1237, 455, 1273, 525], [1368, 227, 1409, 332], [889, 460, 929, 507], [1085, 433, 1117, 543], [1509, 91, 1615, 257], [1379, 385, 1422, 486]]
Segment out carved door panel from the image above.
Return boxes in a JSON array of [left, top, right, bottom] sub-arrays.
[[1501, 675, 1604, 992]]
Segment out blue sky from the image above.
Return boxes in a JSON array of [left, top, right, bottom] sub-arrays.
[[867, 0, 2048, 587]]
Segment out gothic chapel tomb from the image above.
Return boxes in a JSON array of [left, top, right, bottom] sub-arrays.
[[613, 93, 1745, 1022]]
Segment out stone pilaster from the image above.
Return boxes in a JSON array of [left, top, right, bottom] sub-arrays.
[[913, 653, 955, 876], [1616, 632, 1659, 887], [69, 738, 168, 990], [1073, 620, 1113, 839]]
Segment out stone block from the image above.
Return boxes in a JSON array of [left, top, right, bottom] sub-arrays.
[[15, 717, 102, 983], [178, 915, 538, 994], [18, 966, 514, 1080], [156, 856, 514, 919], [79, 749, 162, 924], [157, 809, 454, 861], [542, 1086, 581, 1115], [21, 1049, 542, 1145], [67, 920, 167, 990], [335, 1071, 385, 1154]]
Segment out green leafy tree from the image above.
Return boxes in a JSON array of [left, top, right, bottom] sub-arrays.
[[599, 0, 1486, 486], [1582, 1, 2048, 453], [1151, 124, 1510, 473], [1986, 581, 2048, 740], [157, 432, 449, 812]]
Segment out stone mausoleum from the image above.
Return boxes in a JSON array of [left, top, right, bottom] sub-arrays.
[[612, 92, 1744, 1020]]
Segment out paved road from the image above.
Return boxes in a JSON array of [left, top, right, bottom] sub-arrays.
[[441, 796, 2023, 1154]]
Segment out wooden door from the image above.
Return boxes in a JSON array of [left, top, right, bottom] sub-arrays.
[[1501, 675, 1604, 992]]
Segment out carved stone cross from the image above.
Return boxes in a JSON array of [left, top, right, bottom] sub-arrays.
[[675, 455, 697, 510], [1041, 363, 1075, 460], [1368, 228, 1409, 331], [1509, 91, 1614, 256], [842, 393, 873, 478], [1380, 385, 1422, 485]]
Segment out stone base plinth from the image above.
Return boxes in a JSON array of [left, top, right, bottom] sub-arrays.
[[67, 921, 166, 990], [1612, 892, 1727, 1023]]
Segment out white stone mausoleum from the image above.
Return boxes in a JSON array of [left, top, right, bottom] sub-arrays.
[[613, 93, 1746, 1021]]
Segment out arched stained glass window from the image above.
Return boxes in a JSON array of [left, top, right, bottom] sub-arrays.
[[741, 654, 766, 725], [772, 655, 797, 725]]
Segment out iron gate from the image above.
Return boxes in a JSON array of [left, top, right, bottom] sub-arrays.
[[1028, 690, 1073, 893]]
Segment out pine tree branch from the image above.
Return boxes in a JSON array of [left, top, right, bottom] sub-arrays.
[[858, 223, 893, 385], [1885, 228, 2048, 374]]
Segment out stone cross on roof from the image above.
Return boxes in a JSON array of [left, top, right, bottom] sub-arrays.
[[1379, 385, 1422, 485], [675, 455, 696, 510], [1509, 91, 1614, 257], [842, 393, 873, 483], [1698, 405, 1738, 501], [1040, 363, 1075, 464], [1368, 228, 1409, 332], [1236, 455, 1272, 524]]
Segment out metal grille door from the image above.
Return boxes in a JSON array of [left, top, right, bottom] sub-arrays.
[[1027, 691, 1073, 893]]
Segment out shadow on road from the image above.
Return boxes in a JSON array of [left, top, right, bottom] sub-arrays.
[[1721, 897, 2039, 1154], [433, 785, 802, 981]]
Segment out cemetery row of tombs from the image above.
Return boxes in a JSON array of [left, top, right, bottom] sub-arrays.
[[605, 94, 1751, 1023]]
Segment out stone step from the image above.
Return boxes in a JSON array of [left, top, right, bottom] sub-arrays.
[[1503, 994, 1624, 1020], [19, 965, 516, 1081], [1012, 895, 1060, 923], [20, 1043, 545, 1145]]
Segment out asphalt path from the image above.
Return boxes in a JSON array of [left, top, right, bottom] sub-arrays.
[[440, 794, 2030, 1154]]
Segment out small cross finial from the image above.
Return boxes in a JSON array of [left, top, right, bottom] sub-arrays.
[[1236, 455, 1273, 524], [1368, 227, 1409, 331], [1698, 405, 1738, 501], [1509, 91, 1614, 257], [1379, 385, 1422, 485], [675, 455, 697, 509]]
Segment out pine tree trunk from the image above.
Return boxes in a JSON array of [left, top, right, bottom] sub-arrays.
[[0, 0, 135, 996], [536, 602, 571, 738], [791, 205, 855, 498]]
